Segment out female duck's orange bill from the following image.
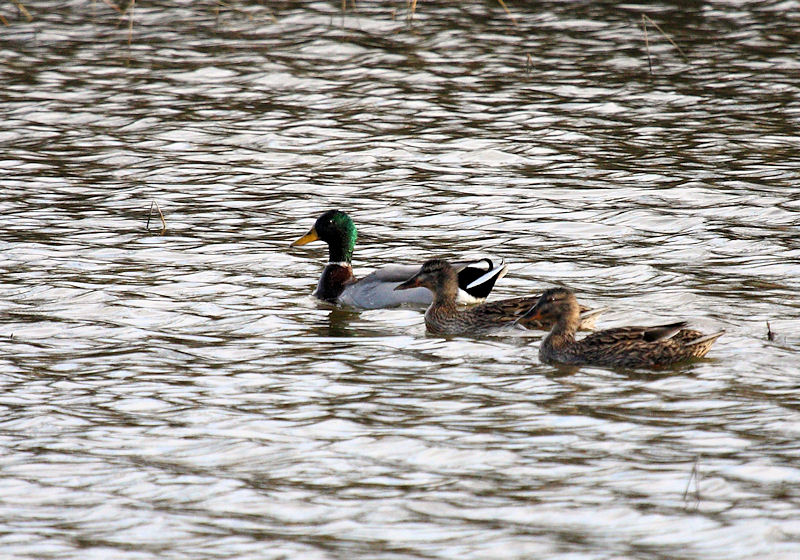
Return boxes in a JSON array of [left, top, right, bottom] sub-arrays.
[[394, 274, 422, 291]]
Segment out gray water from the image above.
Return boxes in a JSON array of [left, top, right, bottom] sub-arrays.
[[1, 1, 799, 558]]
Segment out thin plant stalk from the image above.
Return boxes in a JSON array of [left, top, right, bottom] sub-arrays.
[[642, 13, 688, 61], [495, 0, 518, 28], [9, 0, 33, 22], [682, 457, 701, 508], [147, 200, 167, 235], [642, 14, 652, 74], [126, 0, 134, 46]]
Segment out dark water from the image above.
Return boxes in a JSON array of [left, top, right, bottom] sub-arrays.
[[1, 1, 799, 558]]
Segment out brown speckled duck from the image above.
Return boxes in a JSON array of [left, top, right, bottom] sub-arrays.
[[395, 259, 604, 336], [291, 210, 507, 309], [524, 287, 724, 369]]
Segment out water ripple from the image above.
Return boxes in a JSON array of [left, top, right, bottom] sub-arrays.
[[1, 1, 800, 559]]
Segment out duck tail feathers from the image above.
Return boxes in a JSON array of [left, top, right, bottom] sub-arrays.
[[577, 306, 608, 331], [686, 330, 725, 347], [459, 258, 508, 299]]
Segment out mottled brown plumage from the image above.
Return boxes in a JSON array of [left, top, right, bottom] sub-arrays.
[[395, 260, 603, 336], [526, 287, 724, 369]]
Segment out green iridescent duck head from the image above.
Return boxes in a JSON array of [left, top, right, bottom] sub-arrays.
[[291, 209, 358, 263]]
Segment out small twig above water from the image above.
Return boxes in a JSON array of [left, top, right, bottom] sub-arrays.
[[495, 0, 518, 28], [127, 0, 134, 47], [147, 200, 167, 235], [9, 0, 33, 22], [682, 457, 701, 510], [115, 0, 134, 46], [766, 321, 775, 341], [641, 14, 652, 74], [641, 13, 688, 73], [407, 0, 418, 23]]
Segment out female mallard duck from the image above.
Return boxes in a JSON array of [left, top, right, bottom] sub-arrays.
[[394, 259, 604, 335], [290, 210, 508, 309], [524, 287, 724, 368]]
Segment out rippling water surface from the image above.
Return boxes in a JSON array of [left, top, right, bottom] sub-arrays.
[[2, 1, 799, 558]]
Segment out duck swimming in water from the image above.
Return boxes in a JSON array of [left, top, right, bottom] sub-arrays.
[[395, 259, 604, 335], [524, 287, 724, 368], [291, 210, 507, 309]]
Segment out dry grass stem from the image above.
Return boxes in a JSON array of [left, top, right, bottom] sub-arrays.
[[147, 200, 167, 235], [0, 13, 9, 25], [495, 0, 518, 28], [408, 0, 417, 22], [116, 0, 130, 26], [682, 457, 701, 508], [642, 13, 688, 62], [9, 0, 32, 21], [146, 200, 154, 230], [642, 14, 652, 74], [128, 0, 134, 47]]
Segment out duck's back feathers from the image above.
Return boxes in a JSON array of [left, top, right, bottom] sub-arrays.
[[580, 321, 688, 345], [423, 295, 603, 336], [543, 323, 723, 369]]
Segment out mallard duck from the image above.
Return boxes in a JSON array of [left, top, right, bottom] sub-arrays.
[[290, 210, 508, 309], [524, 287, 724, 368], [394, 259, 604, 335]]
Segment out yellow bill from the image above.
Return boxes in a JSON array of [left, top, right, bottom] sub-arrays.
[[291, 227, 319, 247]]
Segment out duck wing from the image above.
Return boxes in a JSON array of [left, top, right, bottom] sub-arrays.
[[476, 296, 541, 324], [580, 321, 688, 346], [460, 293, 592, 332], [339, 259, 507, 309], [338, 264, 432, 309], [546, 322, 723, 369]]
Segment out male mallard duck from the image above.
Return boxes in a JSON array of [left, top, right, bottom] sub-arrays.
[[394, 259, 604, 335], [290, 210, 508, 309], [524, 287, 724, 368]]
